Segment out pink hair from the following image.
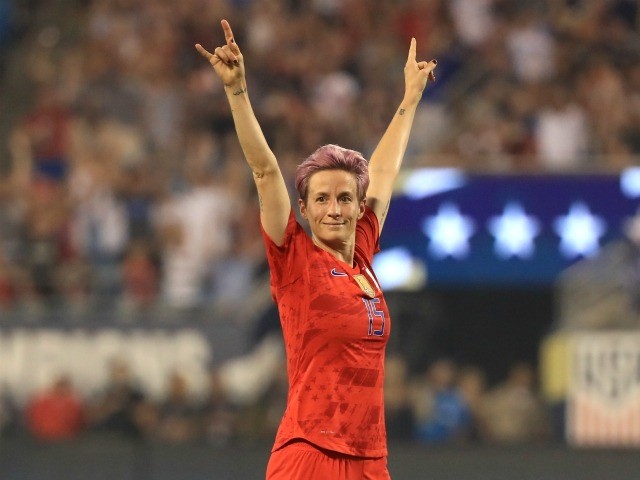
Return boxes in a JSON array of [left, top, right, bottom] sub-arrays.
[[295, 144, 369, 202]]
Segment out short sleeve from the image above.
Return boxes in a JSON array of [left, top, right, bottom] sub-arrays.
[[355, 206, 381, 262], [260, 209, 306, 290]]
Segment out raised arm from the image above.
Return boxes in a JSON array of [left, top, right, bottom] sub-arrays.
[[196, 20, 290, 245], [366, 38, 436, 232]]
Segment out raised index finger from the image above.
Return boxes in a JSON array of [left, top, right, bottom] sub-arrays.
[[407, 37, 416, 64], [221, 19, 235, 45]]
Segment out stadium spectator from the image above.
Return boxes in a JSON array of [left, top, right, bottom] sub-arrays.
[[478, 363, 550, 444], [201, 369, 237, 445], [119, 239, 159, 314], [534, 83, 589, 171], [384, 355, 415, 441], [25, 374, 85, 441], [155, 371, 201, 443], [154, 138, 237, 310], [456, 365, 487, 442], [411, 358, 473, 443], [448, 0, 496, 50], [22, 174, 72, 307], [87, 358, 150, 437], [0, 387, 16, 437], [505, 6, 556, 84], [12, 85, 72, 183]]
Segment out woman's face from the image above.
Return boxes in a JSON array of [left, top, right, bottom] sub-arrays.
[[299, 169, 365, 247]]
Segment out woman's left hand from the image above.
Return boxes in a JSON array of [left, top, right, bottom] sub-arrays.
[[403, 38, 437, 105]]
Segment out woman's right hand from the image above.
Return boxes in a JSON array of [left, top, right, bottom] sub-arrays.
[[195, 19, 245, 88]]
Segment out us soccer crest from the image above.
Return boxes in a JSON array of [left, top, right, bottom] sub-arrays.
[[353, 274, 376, 298]]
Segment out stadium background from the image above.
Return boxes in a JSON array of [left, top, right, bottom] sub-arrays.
[[1, 0, 640, 478]]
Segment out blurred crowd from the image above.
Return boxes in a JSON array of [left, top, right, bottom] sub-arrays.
[[0, 0, 639, 314], [0, 354, 554, 446]]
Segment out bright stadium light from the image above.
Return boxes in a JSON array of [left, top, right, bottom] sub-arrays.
[[621, 167, 640, 198], [554, 202, 606, 258], [422, 202, 475, 259], [373, 247, 426, 290], [401, 168, 467, 200], [488, 202, 541, 259]]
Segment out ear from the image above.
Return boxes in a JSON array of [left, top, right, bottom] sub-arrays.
[[357, 198, 366, 220], [298, 198, 307, 218]]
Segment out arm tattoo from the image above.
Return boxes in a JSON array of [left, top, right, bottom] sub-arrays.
[[258, 195, 264, 212], [399, 108, 405, 116], [232, 87, 247, 96], [380, 200, 390, 225]]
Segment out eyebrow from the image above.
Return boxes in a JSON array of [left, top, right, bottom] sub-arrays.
[[312, 190, 354, 197]]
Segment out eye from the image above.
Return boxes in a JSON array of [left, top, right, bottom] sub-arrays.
[[340, 195, 352, 203], [316, 195, 326, 203]]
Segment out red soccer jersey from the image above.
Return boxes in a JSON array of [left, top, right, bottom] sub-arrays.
[[261, 206, 391, 458]]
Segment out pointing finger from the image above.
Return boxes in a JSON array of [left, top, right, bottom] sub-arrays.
[[407, 37, 416, 64], [221, 19, 234, 43], [221, 19, 240, 55]]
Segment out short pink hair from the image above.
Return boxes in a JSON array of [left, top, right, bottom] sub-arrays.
[[295, 144, 369, 202]]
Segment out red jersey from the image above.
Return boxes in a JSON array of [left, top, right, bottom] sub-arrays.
[[261, 206, 390, 458], [26, 391, 85, 440]]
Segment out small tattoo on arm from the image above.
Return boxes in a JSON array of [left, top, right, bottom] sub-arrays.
[[381, 201, 390, 224], [399, 108, 405, 116], [232, 87, 247, 96], [258, 195, 264, 211]]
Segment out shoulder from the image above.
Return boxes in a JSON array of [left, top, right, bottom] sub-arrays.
[[262, 210, 310, 251], [356, 206, 381, 257]]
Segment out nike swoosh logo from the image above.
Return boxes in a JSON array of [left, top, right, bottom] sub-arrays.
[[331, 268, 348, 277]]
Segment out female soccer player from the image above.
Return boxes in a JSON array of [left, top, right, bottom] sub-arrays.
[[196, 19, 436, 480]]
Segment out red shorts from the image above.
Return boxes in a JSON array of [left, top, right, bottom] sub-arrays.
[[266, 440, 391, 480]]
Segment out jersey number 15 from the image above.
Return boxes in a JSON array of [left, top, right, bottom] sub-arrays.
[[362, 298, 385, 336]]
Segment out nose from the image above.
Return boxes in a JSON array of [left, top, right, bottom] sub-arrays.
[[328, 199, 341, 217]]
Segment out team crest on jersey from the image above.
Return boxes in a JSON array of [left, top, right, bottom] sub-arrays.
[[353, 274, 376, 298]]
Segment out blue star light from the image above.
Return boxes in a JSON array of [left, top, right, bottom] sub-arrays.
[[422, 202, 475, 259], [488, 202, 541, 259], [554, 202, 606, 258]]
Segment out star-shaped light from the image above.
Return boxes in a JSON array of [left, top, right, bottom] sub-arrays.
[[554, 202, 606, 258], [422, 202, 475, 259], [488, 202, 540, 259]]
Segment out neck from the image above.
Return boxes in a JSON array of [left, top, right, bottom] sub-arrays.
[[312, 235, 355, 266]]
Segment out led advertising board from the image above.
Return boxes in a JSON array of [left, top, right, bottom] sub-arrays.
[[374, 168, 640, 288]]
